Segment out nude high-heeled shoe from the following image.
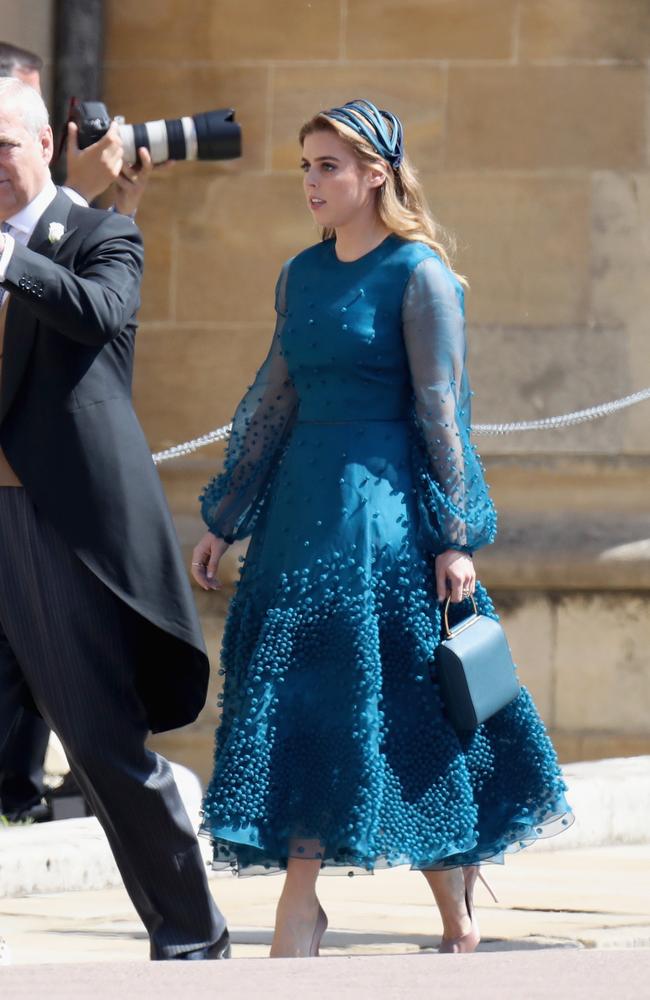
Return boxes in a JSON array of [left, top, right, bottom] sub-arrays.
[[465, 865, 498, 907], [309, 904, 328, 957], [438, 866, 497, 954]]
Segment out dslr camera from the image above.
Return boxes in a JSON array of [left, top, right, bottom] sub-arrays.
[[69, 101, 241, 165]]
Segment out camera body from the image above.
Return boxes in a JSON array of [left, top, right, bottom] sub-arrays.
[[70, 101, 113, 150], [69, 101, 242, 165]]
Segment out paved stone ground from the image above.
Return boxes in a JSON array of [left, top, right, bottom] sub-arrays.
[[2, 844, 649, 969], [1, 950, 650, 999]]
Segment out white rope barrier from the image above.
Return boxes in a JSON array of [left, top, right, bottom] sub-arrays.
[[152, 424, 232, 464], [472, 385, 650, 436], [151, 386, 650, 464]]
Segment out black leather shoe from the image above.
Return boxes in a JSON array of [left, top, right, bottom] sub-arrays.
[[171, 928, 231, 960], [1, 795, 52, 824]]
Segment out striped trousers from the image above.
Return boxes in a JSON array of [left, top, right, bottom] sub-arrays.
[[0, 488, 225, 958]]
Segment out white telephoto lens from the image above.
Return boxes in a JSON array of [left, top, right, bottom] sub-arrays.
[[118, 124, 137, 165], [144, 119, 170, 164], [181, 116, 198, 161]]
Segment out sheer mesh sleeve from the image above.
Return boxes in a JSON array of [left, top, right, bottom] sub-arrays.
[[402, 255, 497, 554], [200, 262, 298, 542]]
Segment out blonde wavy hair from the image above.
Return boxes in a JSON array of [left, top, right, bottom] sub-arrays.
[[299, 109, 467, 286]]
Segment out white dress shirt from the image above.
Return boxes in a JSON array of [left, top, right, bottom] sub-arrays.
[[0, 178, 59, 282], [61, 185, 88, 207]]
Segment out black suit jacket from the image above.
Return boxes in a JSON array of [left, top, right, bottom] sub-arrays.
[[0, 188, 209, 733]]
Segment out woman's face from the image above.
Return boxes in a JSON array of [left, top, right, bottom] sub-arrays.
[[301, 129, 384, 229]]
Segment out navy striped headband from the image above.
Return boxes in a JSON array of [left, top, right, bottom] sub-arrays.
[[324, 99, 404, 170]]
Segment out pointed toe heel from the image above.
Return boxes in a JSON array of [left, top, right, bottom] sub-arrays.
[[438, 866, 496, 955]]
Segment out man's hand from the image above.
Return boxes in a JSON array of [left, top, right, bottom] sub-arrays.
[[191, 531, 229, 591], [66, 121, 124, 203], [113, 146, 156, 217]]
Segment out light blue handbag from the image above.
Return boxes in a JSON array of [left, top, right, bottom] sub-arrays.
[[434, 597, 520, 733]]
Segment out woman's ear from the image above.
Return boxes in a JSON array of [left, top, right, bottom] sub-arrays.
[[366, 165, 387, 190]]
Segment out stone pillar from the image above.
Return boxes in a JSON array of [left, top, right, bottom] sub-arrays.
[[51, 0, 104, 183]]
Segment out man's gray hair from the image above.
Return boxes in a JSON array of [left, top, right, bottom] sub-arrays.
[[0, 76, 49, 137]]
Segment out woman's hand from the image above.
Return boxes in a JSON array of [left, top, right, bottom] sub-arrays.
[[435, 550, 476, 603], [191, 531, 229, 591]]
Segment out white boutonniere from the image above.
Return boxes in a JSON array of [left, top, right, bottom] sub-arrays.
[[48, 222, 65, 244]]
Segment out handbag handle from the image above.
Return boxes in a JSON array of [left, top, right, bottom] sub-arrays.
[[442, 594, 479, 640]]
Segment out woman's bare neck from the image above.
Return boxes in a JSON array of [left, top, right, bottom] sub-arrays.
[[333, 219, 391, 263]]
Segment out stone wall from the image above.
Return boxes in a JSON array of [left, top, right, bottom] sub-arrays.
[[102, 1, 650, 780], [1, 0, 55, 100]]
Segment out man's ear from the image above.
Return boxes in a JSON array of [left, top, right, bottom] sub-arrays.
[[40, 125, 54, 167]]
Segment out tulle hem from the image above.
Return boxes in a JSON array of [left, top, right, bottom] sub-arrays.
[[199, 793, 573, 878]]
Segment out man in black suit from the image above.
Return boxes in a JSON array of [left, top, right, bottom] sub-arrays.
[[0, 40, 157, 824], [0, 77, 228, 960], [0, 40, 160, 823]]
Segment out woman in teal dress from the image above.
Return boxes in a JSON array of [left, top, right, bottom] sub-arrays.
[[192, 100, 572, 957]]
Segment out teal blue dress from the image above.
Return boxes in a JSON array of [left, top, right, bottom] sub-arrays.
[[200, 235, 572, 873]]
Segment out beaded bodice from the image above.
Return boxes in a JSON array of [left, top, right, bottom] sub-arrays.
[[201, 235, 497, 553]]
